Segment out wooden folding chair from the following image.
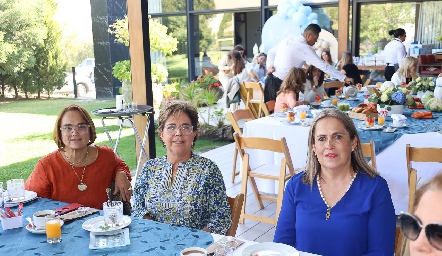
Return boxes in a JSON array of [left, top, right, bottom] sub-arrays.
[[324, 81, 345, 89], [405, 144, 442, 212], [361, 140, 376, 169], [266, 100, 275, 114], [227, 109, 255, 183], [234, 133, 295, 225], [226, 193, 245, 237], [243, 82, 269, 118]]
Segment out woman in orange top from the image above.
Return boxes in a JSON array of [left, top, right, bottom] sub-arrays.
[[25, 104, 132, 209], [274, 67, 308, 112]]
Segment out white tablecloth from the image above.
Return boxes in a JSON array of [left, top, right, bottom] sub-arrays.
[[211, 234, 319, 256], [243, 116, 442, 214]]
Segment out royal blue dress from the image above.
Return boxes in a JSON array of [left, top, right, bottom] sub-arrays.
[[274, 171, 396, 256]]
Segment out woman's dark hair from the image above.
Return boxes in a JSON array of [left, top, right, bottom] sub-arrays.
[[306, 65, 324, 86], [389, 28, 406, 38], [232, 51, 246, 75]]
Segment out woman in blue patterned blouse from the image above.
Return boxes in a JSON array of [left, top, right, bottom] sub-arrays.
[[132, 101, 232, 235]]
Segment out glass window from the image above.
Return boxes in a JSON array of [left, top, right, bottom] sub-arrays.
[[148, 0, 186, 14], [194, 13, 234, 77], [359, 3, 416, 56], [269, 0, 338, 5], [194, 0, 260, 11], [153, 16, 189, 81]]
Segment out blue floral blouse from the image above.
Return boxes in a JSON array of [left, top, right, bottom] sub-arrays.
[[132, 154, 232, 235]]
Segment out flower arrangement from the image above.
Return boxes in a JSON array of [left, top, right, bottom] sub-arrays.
[[190, 74, 222, 90], [368, 81, 415, 108], [409, 76, 436, 93]]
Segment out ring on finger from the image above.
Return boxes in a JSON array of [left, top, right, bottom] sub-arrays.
[[127, 187, 133, 191]]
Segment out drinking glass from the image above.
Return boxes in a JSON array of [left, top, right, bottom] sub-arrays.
[[131, 101, 138, 112], [6, 179, 25, 201], [45, 215, 62, 243], [376, 82, 382, 89], [378, 115, 386, 125], [299, 110, 307, 123], [332, 97, 339, 106], [103, 201, 123, 227], [365, 116, 376, 127]]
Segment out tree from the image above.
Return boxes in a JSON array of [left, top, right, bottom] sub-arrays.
[[359, 3, 414, 54]]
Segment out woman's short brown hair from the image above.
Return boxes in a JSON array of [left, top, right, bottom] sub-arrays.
[[157, 101, 200, 145], [53, 104, 97, 148]]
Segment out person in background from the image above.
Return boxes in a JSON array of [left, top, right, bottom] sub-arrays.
[[302, 65, 326, 103], [399, 172, 442, 255], [383, 28, 407, 81], [265, 23, 353, 102], [339, 51, 363, 86], [132, 101, 232, 235], [25, 104, 132, 209], [250, 53, 267, 84], [274, 67, 307, 112], [274, 109, 396, 255], [391, 56, 419, 86], [321, 50, 336, 67], [218, 44, 246, 91]]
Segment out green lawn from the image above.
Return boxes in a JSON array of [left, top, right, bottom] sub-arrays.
[[0, 98, 230, 184]]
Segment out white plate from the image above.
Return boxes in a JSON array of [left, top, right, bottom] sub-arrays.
[[391, 123, 407, 128], [358, 125, 384, 130], [242, 242, 299, 256], [82, 216, 132, 233], [96, 108, 117, 113], [26, 220, 64, 234], [280, 120, 300, 125], [4, 190, 38, 207], [346, 98, 359, 101]]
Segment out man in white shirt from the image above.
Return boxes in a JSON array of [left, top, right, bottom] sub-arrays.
[[264, 23, 353, 102], [383, 28, 407, 81]]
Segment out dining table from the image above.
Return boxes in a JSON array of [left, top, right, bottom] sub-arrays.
[[243, 93, 442, 215], [0, 197, 318, 255]]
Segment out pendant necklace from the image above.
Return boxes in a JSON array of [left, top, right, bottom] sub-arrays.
[[62, 149, 89, 191], [317, 172, 357, 220]]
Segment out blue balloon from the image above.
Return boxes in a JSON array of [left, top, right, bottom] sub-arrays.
[[261, 15, 302, 53], [292, 12, 307, 26], [287, 7, 296, 18], [307, 12, 318, 22], [311, 19, 318, 25], [298, 6, 312, 16], [300, 23, 308, 33], [292, 1, 302, 10], [277, 4, 289, 18]]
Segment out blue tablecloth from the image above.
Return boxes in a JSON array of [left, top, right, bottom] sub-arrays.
[[337, 94, 442, 154], [0, 198, 214, 255]]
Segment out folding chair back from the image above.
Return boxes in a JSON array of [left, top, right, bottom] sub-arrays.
[[363, 78, 372, 87], [361, 141, 376, 169], [226, 193, 245, 237], [234, 133, 294, 225], [405, 144, 442, 212], [243, 82, 269, 118], [227, 109, 255, 183], [324, 81, 345, 89]]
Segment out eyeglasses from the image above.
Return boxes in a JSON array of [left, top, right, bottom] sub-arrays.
[[60, 124, 90, 135], [165, 124, 194, 136], [399, 212, 442, 251]]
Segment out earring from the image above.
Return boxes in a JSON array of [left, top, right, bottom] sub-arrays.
[[352, 148, 354, 152]]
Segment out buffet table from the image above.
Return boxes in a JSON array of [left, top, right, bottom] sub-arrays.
[[243, 98, 442, 214]]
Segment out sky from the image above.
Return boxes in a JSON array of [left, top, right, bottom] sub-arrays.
[[54, 0, 93, 42]]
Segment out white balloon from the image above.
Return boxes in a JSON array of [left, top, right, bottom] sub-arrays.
[[313, 42, 320, 49], [322, 41, 330, 49], [262, 15, 302, 53]]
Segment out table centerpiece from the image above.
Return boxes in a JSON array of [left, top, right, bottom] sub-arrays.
[[368, 81, 415, 115], [409, 76, 436, 97]]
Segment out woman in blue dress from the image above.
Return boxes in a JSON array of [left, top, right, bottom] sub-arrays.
[[132, 101, 232, 235], [274, 108, 396, 255]]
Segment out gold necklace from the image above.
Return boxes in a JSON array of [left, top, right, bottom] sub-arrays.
[[317, 172, 357, 220], [62, 149, 89, 191]]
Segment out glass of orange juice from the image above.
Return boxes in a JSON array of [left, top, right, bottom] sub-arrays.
[[45, 215, 62, 243], [331, 97, 339, 106], [299, 110, 307, 125], [376, 82, 381, 89], [378, 114, 386, 125]]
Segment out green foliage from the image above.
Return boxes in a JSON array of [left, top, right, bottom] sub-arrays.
[[112, 60, 131, 81], [359, 3, 414, 55], [217, 13, 233, 39], [162, 82, 179, 98], [190, 74, 222, 90], [0, 0, 66, 98], [151, 63, 168, 83]]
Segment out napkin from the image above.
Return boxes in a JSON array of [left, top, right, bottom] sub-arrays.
[[206, 236, 244, 254], [391, 114, 407, 121], [59, 207, 99, 222]]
